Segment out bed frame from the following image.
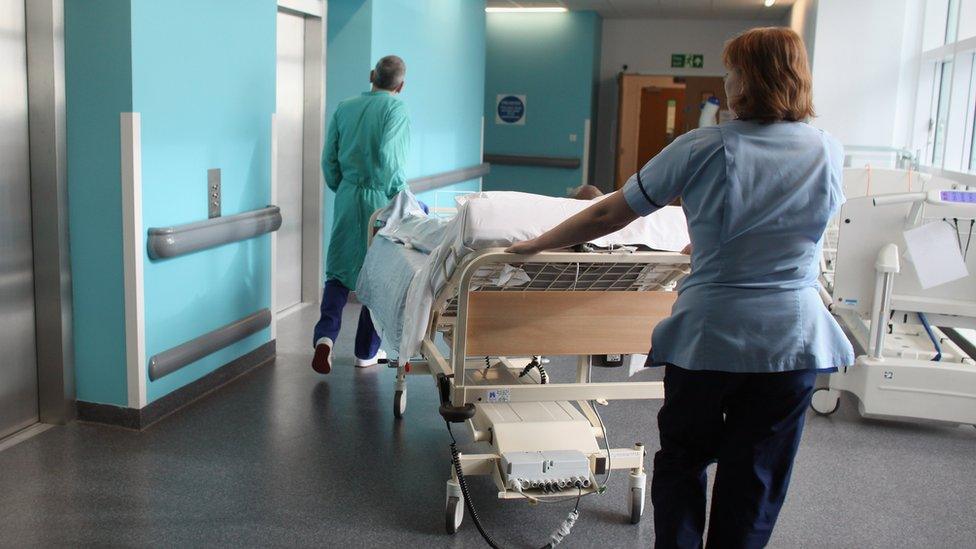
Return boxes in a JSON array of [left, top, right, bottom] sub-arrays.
[[368, 211, 690, 532]]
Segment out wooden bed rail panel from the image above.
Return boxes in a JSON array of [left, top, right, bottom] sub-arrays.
[[465, 291, 677, 356]]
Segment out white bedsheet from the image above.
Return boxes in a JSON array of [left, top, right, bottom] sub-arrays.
[[358, 190, 690, 360]]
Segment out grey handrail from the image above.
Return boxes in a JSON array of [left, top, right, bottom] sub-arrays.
[[148, 308, 272, 381], [483, 154, 580, 169], [407, 163, 490, 193], [147, 206, 282, 259]]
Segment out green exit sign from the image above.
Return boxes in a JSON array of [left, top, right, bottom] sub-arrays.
[[671, 53, 704, 68]]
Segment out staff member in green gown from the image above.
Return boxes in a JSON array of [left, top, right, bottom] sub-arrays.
[[311, 55, 409, 374]]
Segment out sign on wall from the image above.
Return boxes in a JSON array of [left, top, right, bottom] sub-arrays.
[[496, 94, 526, 125], [670, 54, 704, 68]]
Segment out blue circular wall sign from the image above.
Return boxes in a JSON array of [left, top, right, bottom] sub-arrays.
[[497, 95, 525, 124]]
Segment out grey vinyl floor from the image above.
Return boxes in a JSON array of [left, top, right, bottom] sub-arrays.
[[1, 304, 974, 548]]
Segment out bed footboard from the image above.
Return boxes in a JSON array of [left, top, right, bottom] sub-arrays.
[[465, 291, 676, 356]]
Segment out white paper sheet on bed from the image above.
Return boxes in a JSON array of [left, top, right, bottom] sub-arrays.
[[358, 190, 690, 360]]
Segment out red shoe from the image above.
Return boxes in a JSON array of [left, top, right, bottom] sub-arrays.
[[311, 337, 334, 374]]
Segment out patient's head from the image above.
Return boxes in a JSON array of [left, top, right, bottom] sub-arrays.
[[571, 185, 604, 200]]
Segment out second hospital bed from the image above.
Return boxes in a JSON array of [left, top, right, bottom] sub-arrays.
[[357, 191, 691, 534]]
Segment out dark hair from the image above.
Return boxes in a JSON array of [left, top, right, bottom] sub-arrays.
[[372, 55, 406, 90], [722, 27, 815, 123]]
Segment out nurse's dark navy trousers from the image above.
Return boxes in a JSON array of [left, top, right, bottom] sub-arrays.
[[651, 364, 817, 549]]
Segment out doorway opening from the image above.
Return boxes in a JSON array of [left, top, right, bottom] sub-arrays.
[[615, 73, 730, 190], [1, 0, 39, 441], [273, 2, 325, 323], [1, 0, 73, 447]]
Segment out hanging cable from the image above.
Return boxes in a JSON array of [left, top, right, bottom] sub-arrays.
[[918, 312, 942, 362], [592, 399, 612, 492], [943, 219, 964, 252], [542, 489, 581, 548], [964, 219, 974, 260], [865, 164, 872, 196], [536, 356, 549, 384], [446, 422, 586, 549], [518, 356, 549, 384], [447, 422, 502, 549]]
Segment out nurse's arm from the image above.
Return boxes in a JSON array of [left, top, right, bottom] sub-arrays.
[[506, 190, 638, 254]]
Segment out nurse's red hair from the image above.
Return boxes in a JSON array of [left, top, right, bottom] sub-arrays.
[[723, 27, 815, 123]]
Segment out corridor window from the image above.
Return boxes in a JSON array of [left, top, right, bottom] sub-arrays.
[[917, 0, 976, 174]]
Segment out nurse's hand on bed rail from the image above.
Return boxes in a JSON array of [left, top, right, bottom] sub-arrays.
[[505, 238, 544, 254], [505, 190, 639, 254]]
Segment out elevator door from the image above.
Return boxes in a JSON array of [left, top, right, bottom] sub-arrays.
[[275, 10, 306, 313], [0, 0, 39, 438]]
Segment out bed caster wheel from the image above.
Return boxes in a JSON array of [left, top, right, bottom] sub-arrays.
[[628, 471, 646, 524], [629, 487, 645, 524], [394, 390, 407, 419], [445, 495, 463, 534], [810, 387, 840, 416]]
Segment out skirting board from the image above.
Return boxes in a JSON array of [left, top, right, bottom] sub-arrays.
[[77, 340, 275, 430]]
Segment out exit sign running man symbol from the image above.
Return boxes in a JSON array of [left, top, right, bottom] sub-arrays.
[[671, 53, 704, 68]]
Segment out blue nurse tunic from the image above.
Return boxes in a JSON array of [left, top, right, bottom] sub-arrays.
[[622, 120, 854, 373]]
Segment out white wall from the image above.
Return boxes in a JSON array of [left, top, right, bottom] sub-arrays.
[[788, 0, 818, 63], [594, 18, 766, 187], [894, 0, 925, 151], [809, 0, 923, 149]]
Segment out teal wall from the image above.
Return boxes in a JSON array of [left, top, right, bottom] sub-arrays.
[[66, 0, 276, 406], [370, 0, 486, 208], [323, 0, 486, 272], [483, 11, 602, 197], [65, 0, 134, 406], [66, 0, 485, 406], [131, 0, 276, 403]]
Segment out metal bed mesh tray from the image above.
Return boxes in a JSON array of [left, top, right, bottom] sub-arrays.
[[439, 256, 689, 318]]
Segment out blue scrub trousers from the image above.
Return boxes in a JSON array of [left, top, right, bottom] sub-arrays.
[[651, 364, 817, 549], [312, 201, 427, 360], [312, 279, 381, 360]]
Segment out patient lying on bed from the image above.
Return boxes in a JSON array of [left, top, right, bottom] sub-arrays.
[[357, 190, 690, 361], [571, 184, 604, 200]]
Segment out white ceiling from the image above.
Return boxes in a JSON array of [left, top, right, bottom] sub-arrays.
[[486, 0, 795, 20]]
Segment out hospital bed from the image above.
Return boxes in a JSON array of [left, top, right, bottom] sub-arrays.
[[812, 170, 976, 426], [821, 167, 934, 296], [358, 191, 690, 537]]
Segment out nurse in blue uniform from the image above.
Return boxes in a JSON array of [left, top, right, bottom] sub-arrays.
[[507, 27, 854, 548]]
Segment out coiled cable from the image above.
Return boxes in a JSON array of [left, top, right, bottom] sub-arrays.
[[518, 356, 549, 384], [448, 422, 502, 549], [446, 422, 585, 549], [543, 490, 581, 548]]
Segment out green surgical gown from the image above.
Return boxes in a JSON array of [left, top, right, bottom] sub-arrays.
[[322, 91, 409, 289]]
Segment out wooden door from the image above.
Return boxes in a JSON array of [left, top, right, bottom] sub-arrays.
[[679, 76, 727, 132], [637, 87, 686, 168]]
